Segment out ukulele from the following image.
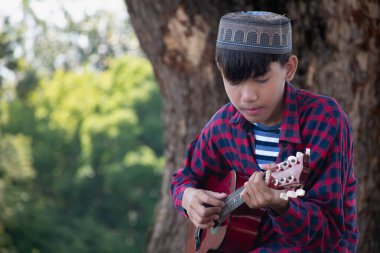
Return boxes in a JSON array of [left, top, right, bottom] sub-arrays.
[[185, 149, 311, 253]]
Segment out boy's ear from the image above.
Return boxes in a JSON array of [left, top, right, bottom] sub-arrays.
[[285, 55, 298, 81]]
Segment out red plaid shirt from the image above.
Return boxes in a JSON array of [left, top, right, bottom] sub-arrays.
[[171, 82, 358, 252]]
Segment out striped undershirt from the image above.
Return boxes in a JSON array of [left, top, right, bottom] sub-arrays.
[[253, 122, 281, 169]]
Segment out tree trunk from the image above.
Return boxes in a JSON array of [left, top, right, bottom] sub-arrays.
[[125, 1, 380, 252]]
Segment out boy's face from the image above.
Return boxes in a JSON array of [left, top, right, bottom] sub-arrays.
[[222, 61, 289, 126]]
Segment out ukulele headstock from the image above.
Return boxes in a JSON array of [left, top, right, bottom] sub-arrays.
[[264, 149, 310, 200]]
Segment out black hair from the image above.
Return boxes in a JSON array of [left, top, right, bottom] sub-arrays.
[[215, 47, 290, 84]]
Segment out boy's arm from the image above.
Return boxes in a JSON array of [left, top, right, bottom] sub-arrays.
[[170, 131, 222, 217], [268, 116, 359, 251]]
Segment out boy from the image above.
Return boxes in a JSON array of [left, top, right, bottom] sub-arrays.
[[171, 11, 358, 252]]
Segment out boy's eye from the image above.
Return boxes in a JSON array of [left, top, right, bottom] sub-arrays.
[[256, 78, 269, 83], [229, 80, 242, 86]]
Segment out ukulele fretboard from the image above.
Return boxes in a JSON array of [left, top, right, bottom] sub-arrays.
[[218, 187, 244, 223]]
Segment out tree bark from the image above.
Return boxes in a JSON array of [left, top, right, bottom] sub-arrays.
[[125, 1, 380, 252]]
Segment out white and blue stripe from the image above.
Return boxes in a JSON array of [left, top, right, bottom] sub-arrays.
[[253, 123, 281, 169]]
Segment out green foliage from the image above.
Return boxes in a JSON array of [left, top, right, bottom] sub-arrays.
[[0, 134, 34, 253], [0, 54, 163, 253], [0, 134, 35, 181], [1, 1, 162, 251]]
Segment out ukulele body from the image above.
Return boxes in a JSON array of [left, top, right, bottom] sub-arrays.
[[185, 170, 265, 253], [185, 150, 310, 253]]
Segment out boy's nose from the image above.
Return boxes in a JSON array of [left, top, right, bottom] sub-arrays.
[[241, 84, 258, 102]]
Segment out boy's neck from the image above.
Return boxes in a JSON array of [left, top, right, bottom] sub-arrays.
[[258, 97, 285, 126]]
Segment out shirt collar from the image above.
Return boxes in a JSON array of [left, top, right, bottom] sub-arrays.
[[229, 82, 302, 144], [280, 82, 301, 144]]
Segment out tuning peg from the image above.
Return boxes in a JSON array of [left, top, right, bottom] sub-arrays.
[[286, 191, 298, 198], [296, 189, 305, 196], [280, 192, 289, 201], [287, 156, 297, 166]]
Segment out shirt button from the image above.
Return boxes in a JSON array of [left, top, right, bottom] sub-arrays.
[[280, 142, 288, 148]]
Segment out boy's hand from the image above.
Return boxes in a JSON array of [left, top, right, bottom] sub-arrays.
[[240, 172, 289, 215], [260, 163, 277, 171], [182, 188, 226, 229]]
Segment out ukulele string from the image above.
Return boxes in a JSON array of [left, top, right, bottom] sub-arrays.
[[218, 187, 245, 222], [217, 151, 309, 224]]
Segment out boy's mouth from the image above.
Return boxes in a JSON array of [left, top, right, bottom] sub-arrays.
[[245, 107, 262, 116]]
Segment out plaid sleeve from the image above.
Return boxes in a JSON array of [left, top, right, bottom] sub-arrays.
[[170, 128, 222, 217], [335, 114, 359, 251], [268, 110, 358, 251]]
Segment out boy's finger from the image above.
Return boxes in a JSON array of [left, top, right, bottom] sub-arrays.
[[261, 163, 277, 171], [199, 191, 225, 207], [205, 190, 227, 199]]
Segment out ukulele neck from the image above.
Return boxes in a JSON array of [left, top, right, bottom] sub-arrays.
[[218, 187, 244, 223]]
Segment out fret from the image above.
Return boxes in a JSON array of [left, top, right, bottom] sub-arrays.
[[219, 187, 244, 221], [217, 186, 246, 224]]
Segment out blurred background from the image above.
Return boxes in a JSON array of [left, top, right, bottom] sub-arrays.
[[1, 0, 379, 253], [0, 0, 163, 252]]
